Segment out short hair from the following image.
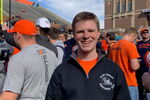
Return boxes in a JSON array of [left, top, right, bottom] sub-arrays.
[[99, 33, 105, 40], [106, 32, 116, 40], [37, 25, 50, 36], [47, 27, 60, 40], [64, 33, 68, 39], [124, 27, 138, 35], [72, 11, 100, 33]]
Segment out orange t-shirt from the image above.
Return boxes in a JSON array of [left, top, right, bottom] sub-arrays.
[[12, 47, 20, 55], [76, 57, 98, 75], [101, 40, 108, 51], [108, 40, 140, 86]]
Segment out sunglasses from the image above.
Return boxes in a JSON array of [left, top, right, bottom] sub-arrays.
[[141, 31, 149, 34]]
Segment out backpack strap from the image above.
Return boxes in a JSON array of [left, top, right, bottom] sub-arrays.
[[55, 45, 64, 51]]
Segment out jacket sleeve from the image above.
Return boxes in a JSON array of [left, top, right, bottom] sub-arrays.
[[45, 68, 63, 100], [113, 67, 131, 100]]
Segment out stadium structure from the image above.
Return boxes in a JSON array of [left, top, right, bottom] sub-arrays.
[[3, 0, 71, 33]]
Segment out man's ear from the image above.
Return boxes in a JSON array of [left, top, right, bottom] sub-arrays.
[[36, 26, 40, 35], [15, 32, 21, 40]]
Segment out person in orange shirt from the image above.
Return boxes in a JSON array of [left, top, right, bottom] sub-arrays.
[[99, 34, 108, 55], [109, 27, 140, 100]]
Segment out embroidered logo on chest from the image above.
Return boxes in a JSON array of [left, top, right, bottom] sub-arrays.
[[99, 73, 115, 91]]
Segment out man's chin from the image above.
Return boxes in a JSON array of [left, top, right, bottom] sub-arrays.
[[80, 48, 92, 53]]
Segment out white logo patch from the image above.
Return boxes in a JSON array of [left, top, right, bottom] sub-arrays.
[[99, 73, 115, 91]]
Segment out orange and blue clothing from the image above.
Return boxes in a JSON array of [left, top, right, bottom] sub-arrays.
[[45, 52, 131, 100], [109, 40, 140, 86], [137, 39, 150, 71]]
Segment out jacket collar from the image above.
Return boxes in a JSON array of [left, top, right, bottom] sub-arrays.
[[70, 48, 105, 62]]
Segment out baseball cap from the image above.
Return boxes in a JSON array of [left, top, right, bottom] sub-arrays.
[[140, 28, 149, 34], [36, 17, 50, 28], [7, 19, 37, 35]]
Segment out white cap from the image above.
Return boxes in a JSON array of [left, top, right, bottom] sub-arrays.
[[36, 17, 50, 28]]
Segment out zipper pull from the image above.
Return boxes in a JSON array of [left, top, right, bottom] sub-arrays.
[[86, 74, 89, 79]]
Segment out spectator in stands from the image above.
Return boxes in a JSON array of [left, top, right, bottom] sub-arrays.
[[47, 27, 64, 65], [0, 19, 58, 99], [109, 27, 140, 100], [136, 28, 150, 100], [45, 11, 131, 100], [36, 17, 58, 57]]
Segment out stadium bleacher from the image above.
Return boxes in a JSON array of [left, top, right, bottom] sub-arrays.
[[3, 0, 71, 31]]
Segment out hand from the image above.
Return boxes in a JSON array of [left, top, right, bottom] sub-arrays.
[[1, 23, 9, 31]]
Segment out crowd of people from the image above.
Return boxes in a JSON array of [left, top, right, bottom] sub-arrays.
[[0, 11, 150, 100]]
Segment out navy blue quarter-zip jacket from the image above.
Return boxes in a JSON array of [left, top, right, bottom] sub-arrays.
[[45, 53, 131, 100]]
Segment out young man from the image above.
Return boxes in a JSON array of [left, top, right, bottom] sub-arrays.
[[0, 20, 58, 100], [109, 27, 140, 100], [45, 11, 131, 100], [58, 33, 66, 42], [36, 17, 58, 57]]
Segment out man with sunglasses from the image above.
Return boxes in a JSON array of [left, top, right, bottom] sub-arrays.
[[136, 28, 150, 100]]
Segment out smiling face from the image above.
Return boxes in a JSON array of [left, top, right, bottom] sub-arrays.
[[74, 20, 100, 53], [58, 33, 66, 42]]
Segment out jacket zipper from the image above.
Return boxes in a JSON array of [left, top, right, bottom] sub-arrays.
[[71, 52, 105, 79], [86, 74, 89, 79]]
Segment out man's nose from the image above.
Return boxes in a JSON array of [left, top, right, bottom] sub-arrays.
[[82, 32, 89, 40]]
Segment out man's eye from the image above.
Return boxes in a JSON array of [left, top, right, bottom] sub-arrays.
[[76, 31, 84, 34], [89, 30, 95, 32]]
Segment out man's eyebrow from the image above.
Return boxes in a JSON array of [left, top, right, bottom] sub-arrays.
[[87, 29, 95, 32], [76, 30, 84, 33]]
